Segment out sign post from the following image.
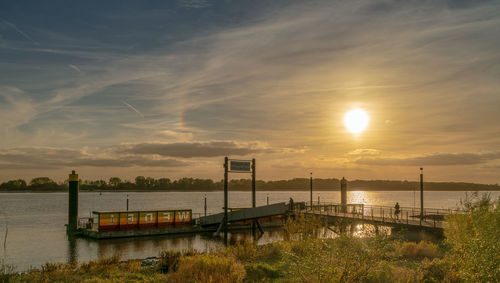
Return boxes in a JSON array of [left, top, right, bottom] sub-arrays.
[[224, 157, 229, 243], [219, 157, 259, 243], [251, 159, 256, 234]]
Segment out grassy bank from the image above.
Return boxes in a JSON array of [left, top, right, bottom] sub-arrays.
[[1, 193, 498, 282]]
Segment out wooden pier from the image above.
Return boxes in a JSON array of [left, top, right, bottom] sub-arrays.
[[302, 203, 458, 233], [75, 201, 460, 239], [78, 203, 288, 239]]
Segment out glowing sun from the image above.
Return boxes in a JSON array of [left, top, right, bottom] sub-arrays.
[[344, 109, 369, 134]]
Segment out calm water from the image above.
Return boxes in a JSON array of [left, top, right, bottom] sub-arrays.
[[0, 190, 498, 271]]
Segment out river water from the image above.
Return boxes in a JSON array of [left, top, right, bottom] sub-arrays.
[[0, 190, 498, 271]]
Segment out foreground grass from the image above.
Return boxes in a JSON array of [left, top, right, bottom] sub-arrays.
[[0, 239, 452, 282], [1, 194, 498, 282]]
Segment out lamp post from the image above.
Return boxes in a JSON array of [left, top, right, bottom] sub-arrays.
[[310, 172, 313, 208], [420, 168, 424, 220]]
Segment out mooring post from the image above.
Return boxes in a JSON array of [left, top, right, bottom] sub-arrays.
[[126, 194, 129, 211], [318, 194, 320, 206], [204, 194, 207, 217], [224, 157, 229, 244], [267, 194, 269, 205], [67, 170, 79, 234], [340, 177, 347, 213], [420, 168, 424, 220]]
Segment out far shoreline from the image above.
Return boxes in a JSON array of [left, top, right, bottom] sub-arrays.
[[1, 188, 500, 193]]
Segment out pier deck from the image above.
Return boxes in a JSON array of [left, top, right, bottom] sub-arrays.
[[302, 203, 457, 232]]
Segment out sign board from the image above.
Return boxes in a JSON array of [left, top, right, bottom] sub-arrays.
[[230, 160, 251, 172]]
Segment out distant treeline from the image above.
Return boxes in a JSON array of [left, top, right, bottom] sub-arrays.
[[1, 176, 499, 192]]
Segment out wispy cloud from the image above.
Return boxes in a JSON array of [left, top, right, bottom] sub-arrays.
[[1, 1, 500, 182], [121, 100, 144, 118], [0, 18, 38, 45], [68, 64, 81, 73]]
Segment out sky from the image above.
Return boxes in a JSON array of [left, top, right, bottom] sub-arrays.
[[0, 0, 499, 184]]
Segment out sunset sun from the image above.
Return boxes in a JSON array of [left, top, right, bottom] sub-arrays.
[[344, 109, 369, 134]]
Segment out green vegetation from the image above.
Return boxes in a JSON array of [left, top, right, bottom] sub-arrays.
[[1, 194, 498, 282], [1, 176, 499, 192]]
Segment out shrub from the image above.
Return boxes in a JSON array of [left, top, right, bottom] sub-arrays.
[[282, 212, 325, 241], [444, 193, 500, 282], [226, 241, 258, 262], [362, 261, 393, 283], [168, 254, 245, 283], [157, 249, 199, 273], [395, 241, 439, 260], [157, 250, 181, 273], [245, 262, 281, 282], [418, 258, 452, 283], [1, 261, 16, 282], [255, 242, 283, 263]]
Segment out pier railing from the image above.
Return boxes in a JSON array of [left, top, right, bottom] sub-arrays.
[[303, 202, 461, 228]]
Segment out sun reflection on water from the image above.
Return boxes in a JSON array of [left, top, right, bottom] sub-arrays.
[[349, 191, 366, 204]]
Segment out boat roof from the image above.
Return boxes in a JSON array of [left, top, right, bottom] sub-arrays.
[[92, 209, 192, 214]]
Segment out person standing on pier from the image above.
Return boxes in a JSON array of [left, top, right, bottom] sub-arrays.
[[289, 197, 295, 211], [394, 202, 400, 220]]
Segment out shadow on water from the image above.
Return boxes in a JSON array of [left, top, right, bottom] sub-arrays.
[[327, 222, 443, 243], [66, 227, 285, 263], [67, 236, 77, 265], [66, 224, 442, 264]]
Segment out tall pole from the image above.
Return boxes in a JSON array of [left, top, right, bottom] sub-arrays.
[[252, 159, 256, 208], [420, 168, 424, 220], [67, 170, 79, 234], [251, 158, 256, 235], [224, 157, 229, 243], [341, 177, 347, 213], [126, 194, 129, 211], [204, 194, 207, 217], [310, 172, 313, 207]]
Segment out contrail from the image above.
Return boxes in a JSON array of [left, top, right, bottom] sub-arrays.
[[68, 64, 81, 73], [1, 18, 38, 45], [121, 100, 144, 118]]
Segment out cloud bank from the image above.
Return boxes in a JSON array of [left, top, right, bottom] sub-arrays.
[[117, 141, 270, 158], [355, 152, 500, 166], [0, 147, 188, 169]]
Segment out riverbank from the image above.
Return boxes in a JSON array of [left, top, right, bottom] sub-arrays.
[[2, 193, 498, 282], [2, 187, 500, 193]]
